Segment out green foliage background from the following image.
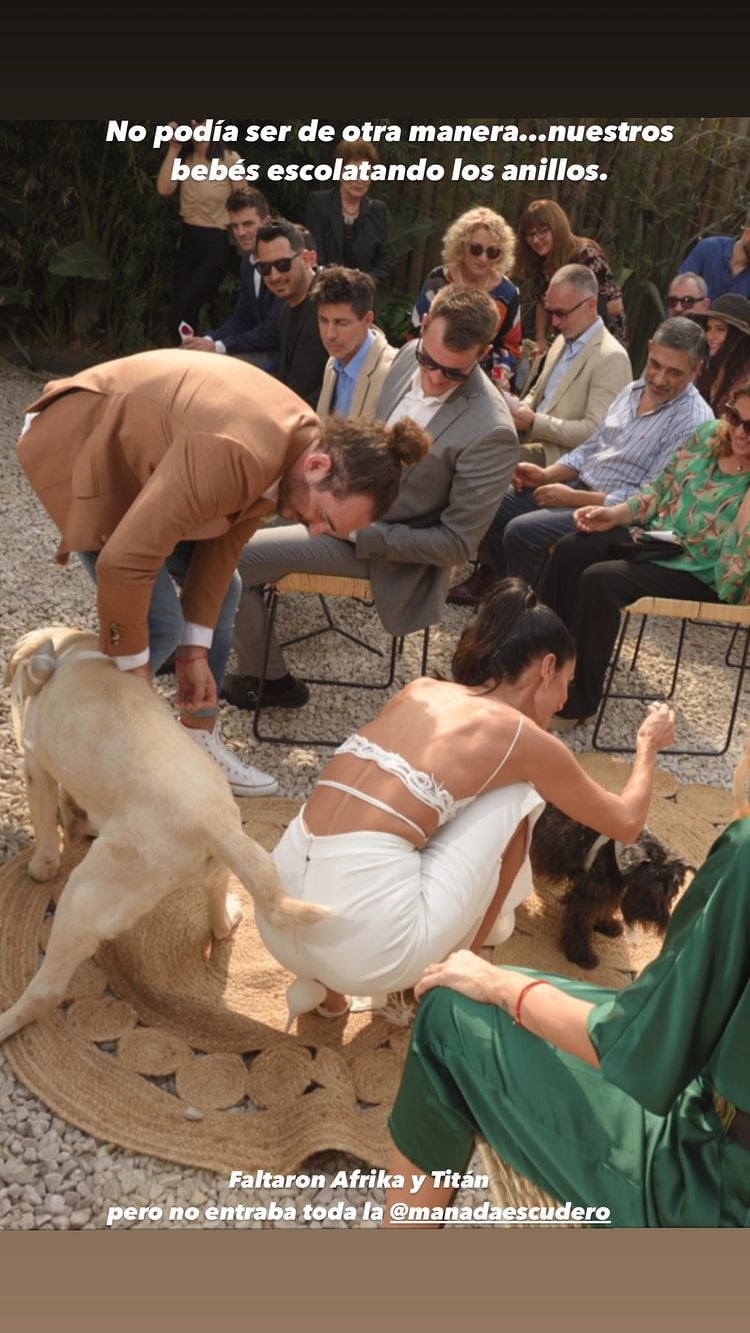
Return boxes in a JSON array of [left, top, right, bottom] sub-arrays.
[[1, 118, 749, 374]]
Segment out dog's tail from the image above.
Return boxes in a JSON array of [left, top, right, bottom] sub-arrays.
[[7, 638, 57, 754], [215, 825, 329, 929]]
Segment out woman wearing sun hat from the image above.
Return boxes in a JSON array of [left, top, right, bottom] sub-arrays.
[[691, 293, 750, 415]]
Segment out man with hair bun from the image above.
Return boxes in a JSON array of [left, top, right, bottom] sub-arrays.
[[19, 350, 423, 794], [223, 285, 518, 713]]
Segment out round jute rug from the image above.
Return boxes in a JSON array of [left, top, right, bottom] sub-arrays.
[[0, 764, 730, 1175]]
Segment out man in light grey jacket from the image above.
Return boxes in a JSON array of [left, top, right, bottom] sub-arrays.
[[222, 285, 518, 711]]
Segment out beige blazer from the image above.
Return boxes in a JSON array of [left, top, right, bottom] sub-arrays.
[[316, 327, 397, 421], [20, 350, 320, 658], [522, 323, 632, 464]]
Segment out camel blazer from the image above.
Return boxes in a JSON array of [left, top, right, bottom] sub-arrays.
[[522, 323, 632, 463], [20, 350, 320, 658], [316, 328, 397, 421], [354, 342, 518, 635]]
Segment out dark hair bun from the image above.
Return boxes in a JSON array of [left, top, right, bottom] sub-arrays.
[[388, 417, 431, 467]]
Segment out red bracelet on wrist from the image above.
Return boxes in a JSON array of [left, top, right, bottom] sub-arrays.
[[513, 979, 550, 1028]]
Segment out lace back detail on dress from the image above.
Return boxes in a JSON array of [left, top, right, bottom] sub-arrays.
[[334, 734, 456, 822]]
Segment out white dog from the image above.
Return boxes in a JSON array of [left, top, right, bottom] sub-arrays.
[[0, 625, 326, 1043]]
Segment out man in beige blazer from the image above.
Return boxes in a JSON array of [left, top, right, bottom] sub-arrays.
[[312, 266, 396, 421], [448, 264, 631, 605], [511, 264, 632, 466], [18, 349, 413, 794]]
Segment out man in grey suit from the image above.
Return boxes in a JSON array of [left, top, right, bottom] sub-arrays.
[[222, 285, 518, 710]]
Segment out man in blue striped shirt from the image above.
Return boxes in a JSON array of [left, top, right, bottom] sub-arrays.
[[482, 317, 712, 588]]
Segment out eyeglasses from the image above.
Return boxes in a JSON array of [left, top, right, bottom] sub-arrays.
[[723, 402, 750, 435], [666, 294, 703, 310], [544, 296, 591, 321], [415, 336, 476, 382], [467, 243, 502, 260], [525, 226, 551, 240], [256, 252, 301, 276]]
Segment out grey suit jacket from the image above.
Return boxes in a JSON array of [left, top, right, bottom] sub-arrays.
[[355, 342, 518, 635], [316, 328, 397, 422]]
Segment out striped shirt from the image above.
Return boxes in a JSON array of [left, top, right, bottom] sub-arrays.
[[564, 379, 714, 504]]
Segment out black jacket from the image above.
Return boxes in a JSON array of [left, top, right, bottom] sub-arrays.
[[207, 254, 283, 361], [277, 294, 328, 409], [305, 190, 393, 284]]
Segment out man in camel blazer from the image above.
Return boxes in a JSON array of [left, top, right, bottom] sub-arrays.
[[224, 285, 517, 710], [511, 264, 631, 466], [311, 266, 396, 422], [18, 350, 398, 792]]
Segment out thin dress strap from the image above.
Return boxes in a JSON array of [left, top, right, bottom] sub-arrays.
[[316, 780, 427, 840], [474, 714, 524, 796]]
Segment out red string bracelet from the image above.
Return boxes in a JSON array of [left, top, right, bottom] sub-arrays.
[[514, 979, 550, 1028]]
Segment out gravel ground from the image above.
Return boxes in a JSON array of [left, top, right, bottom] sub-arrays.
[[0, 359, 746, 1230]]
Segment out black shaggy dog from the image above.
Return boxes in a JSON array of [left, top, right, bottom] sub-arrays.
[[529, 805, 691, 970]]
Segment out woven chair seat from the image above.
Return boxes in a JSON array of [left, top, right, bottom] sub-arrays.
[[271, 572, 375, 602], [475, 1139, 584, 1227], [624, 596, 750, 626]]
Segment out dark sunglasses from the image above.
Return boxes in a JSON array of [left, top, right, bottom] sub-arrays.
[[257, 252, 301, 276], [415, 336, 476, 382], [723, 402, 750, 435], [467, 243, 502, 260], [544, 296, 591, 320], [666, 294, 702, 310]]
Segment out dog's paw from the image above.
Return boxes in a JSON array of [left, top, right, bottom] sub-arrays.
[[594, 918, 624, 937], [27, 852, 61, 883]]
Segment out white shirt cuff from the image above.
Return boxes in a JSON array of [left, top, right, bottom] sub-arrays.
[[214, 340, 227, 354], [113, 648, 150, 671], [182, 622, 214, 648]]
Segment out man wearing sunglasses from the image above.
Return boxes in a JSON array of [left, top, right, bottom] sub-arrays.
[[224, 285, 518, 714], [663, 273, 710, 320], [255, 218, 328, 408]]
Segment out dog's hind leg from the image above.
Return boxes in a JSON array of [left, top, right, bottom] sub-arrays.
[[560, 888, 601, 970], [201, 859, 243, 946], [24, 756, 61, 883]]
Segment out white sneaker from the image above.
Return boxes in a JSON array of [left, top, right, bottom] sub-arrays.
[[184, 726, 279, 797]]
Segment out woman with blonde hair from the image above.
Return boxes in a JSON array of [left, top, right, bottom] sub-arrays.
[[515, 198, 627, 352], [384, 725, 750, 1227], [411, 206, 521, 384]]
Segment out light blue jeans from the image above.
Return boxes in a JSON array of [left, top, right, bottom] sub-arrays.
[[77, 542, 242, 693]]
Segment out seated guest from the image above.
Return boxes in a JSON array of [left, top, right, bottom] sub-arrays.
[[255, 580, 676, 1025], [691, 294, 750, 415], [448, 264, 632, 606], [305, 139, 393, 285], [411, 205, 521, 385], [480, 317, 711, 593], [311, 266, 396, 421], [222, 286, 517, 714], [678, 213, 750, 301], [538, 384, 750, 729], [664, 270, 710, 319], [253, 218, 327, 408], [181, 190, 282, 370], [384, 731, 750, 1229], [515, 198, 627, 351]]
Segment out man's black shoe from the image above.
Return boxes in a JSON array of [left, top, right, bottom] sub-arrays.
[[220, 673, 310, 712]]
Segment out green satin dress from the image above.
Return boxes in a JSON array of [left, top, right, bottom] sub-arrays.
[[388, 819, 750, 1227]]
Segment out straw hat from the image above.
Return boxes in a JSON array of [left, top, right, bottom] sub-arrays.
[[689, 293, 750, 339]]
